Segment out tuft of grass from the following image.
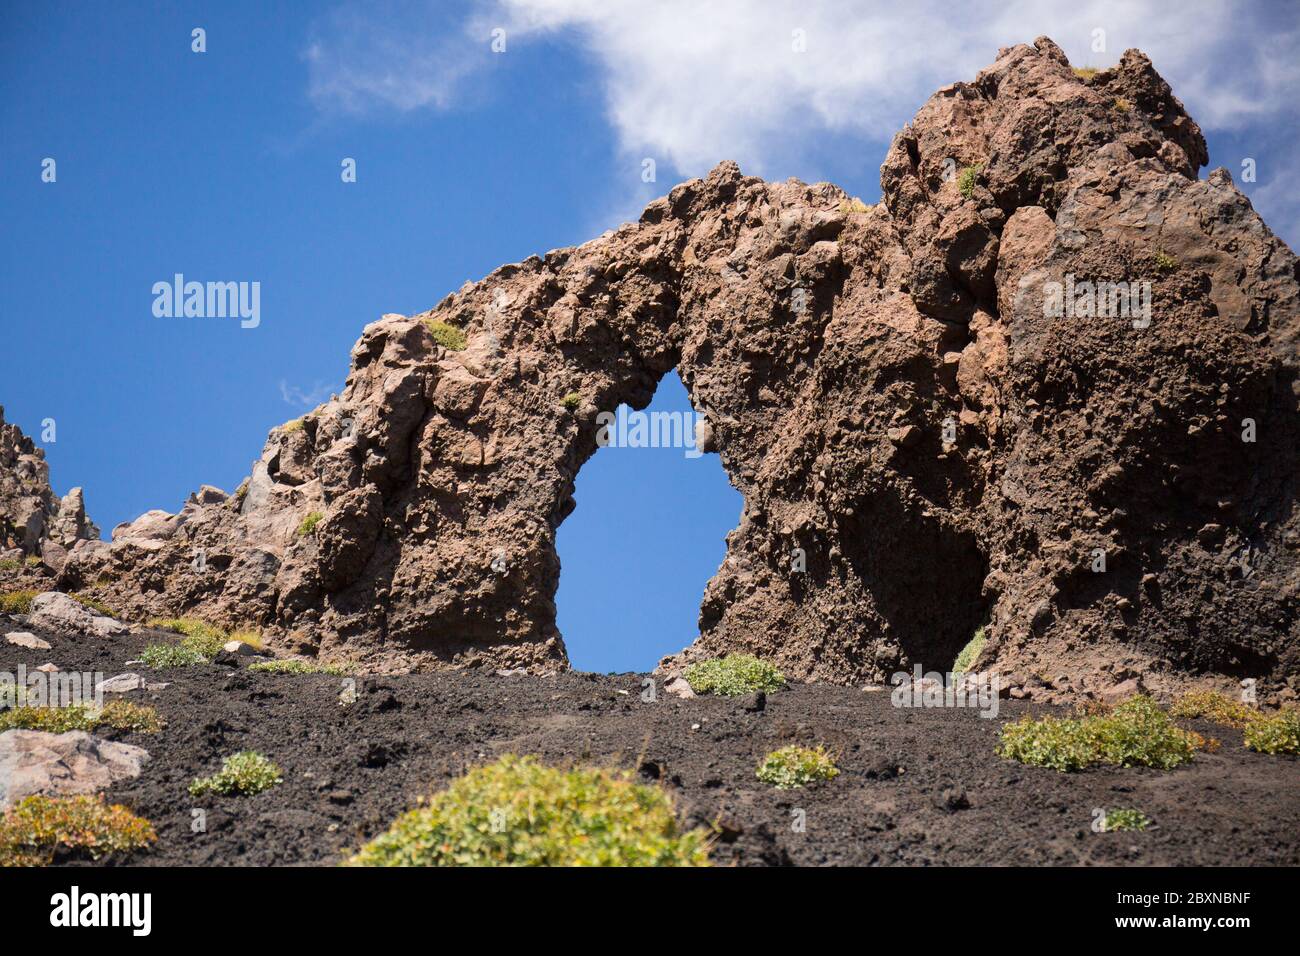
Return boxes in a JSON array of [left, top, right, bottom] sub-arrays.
[[139, 643, 209, 669], [0, 590, 37, 614], [282, 417, 305, 433], [228, 629, 263, 650], [0, 700, 163, 734], [424, 318, 468, 351], [0, 794, 156, 867], [189, 751, 284, 797], [1112, 97, 1132, 113], [1243, 708, 1300, 755], [71, 593, 113, 616], [297, 511, 324, 536], [561, 392, 582, 412], [957, 163, 983, 199], [1154, 251, 1179, 272], [1171, 690, 1258, 728], [953, 627, 987, 673], [755, 745, 840, 789], [25, 555, 41, 567], [248, 658, 349, 676], [0, 558, 18, 571], [346, 754, 710, 867], [1072, 66, 1099, 80], [997, 694, 1205, 771], [838, 197, 870, 215], [1102, 808, 1150, 832], [684, 654, 786, 696]]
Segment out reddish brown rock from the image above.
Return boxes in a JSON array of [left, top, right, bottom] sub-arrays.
[[29, 39, 1300, 702]]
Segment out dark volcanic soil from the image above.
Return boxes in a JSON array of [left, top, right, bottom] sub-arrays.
[[3, 623, 1297, 867]]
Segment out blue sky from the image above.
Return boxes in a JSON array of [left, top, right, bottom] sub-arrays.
[[2, 1, 1296, 670]]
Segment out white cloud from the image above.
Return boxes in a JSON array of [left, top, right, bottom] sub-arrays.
[[306, 0, 1300, 239], [279, 379, 337, 408]]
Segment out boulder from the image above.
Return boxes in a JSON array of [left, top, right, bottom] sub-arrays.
[[0, 730, 150, 810], [27, 592, 127, 638]]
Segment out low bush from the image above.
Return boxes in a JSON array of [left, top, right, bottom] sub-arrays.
[[1170, 690, 1258, 728], [561, 392, 582, 412], [0, 700, 163, 734], [424, 319, 468, 351], [1243, 708, 1300, 755], [684, 654, 786, 696], [0, 590, 36, 614], [248, 658, 348, 676], [297, 511, 324, 536], [958, 164, 982, 199], [139, 642, 209, 669], [952, 627, 987, 673], [1072, 66, 1098, 80], [755, 745, 839, 789], [71, 593, 114, 616], [838, 197, 870, 214], [997, 695, 1205, 771], [189, 751, 283, 797], [1102, 808, 1150, 832], [1154, 251, 1179, 272], [347, 754, 710, 867], [0, 794, 156, 866]]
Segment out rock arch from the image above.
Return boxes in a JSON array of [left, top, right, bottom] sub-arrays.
[[55, 38, 1300, 701]]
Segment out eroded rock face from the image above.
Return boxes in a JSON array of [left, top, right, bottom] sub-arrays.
[[47, 39, 1299, 699], [0, 408, 98, 570]]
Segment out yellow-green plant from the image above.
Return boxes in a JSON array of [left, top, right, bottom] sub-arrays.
[[998, 695, 1205, 771], [0, 794, 156, 866], [1243, 708, 1300, 755], [297, 511, 324, 536], [756, 745, 839, 789], [1101, 808, 1150, 832], [190, 751, 283, 797], [684, 654, 786, 696], [958, 164, 982, 199], [347, 754, 710, 867], [953, 627, 987, 673], [1171, 690, 1258, 728], [0, 590, 36, 614], [424, 319, 468, 351], [1072, 66, 1099, 80], [561, 392, 582, 412], [248, 658, 348, 676], [0, 700, 162, 734], [1154, 251, 1178, 272]]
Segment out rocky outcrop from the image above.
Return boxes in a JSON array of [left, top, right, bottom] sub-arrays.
[[0, 406, 98, 572], [45, 39, 1299, 701]]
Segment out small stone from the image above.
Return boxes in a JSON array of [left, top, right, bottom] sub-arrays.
[[5, 632, 50, 651], [34, 663, 59, 673], [96, 673, 146, 694]]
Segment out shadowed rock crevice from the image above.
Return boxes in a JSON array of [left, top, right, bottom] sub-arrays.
[[14, 37, 1296, 703]]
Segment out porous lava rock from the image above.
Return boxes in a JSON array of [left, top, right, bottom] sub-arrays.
[[19, 39, 1298, 701]]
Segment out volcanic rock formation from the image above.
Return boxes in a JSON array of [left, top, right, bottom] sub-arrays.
[[0, 406, 98, 572], [25, 39, 1300, 700]]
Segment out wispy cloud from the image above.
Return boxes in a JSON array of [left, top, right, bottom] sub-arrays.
[[279, 379, 337, 408], [305, 0, 1300, 240]]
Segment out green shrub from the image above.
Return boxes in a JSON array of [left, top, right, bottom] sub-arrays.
[[248, 658, 348, 676], [282, 416, 305, 433], [71, 593, 113, 616], [0, 794, 156, 866], [561, 392, 582, 412], [1243, 708, 1300, 755], [953, 627, 987, 673], [756, 745, 840, 789], [1154, 251, 1178, 272], [1072, 66, 1098, 80], [1171, 690, 1258, 728], [297, 511, 324, 536], [139, 642, 209, 669], [997, 695, 1204, 771], [1102, 808, 1150, 832], [0, 590, 36, 614], [189, 751, 284, 797], [424, 319, 468, 351], [684, 654, 786, 696], [347, 754, 710, 867], [0, 700, 163, 734], [958, 164, 982, 199]]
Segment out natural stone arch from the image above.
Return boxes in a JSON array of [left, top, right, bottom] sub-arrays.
[[56, 39, 1300, 703]]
